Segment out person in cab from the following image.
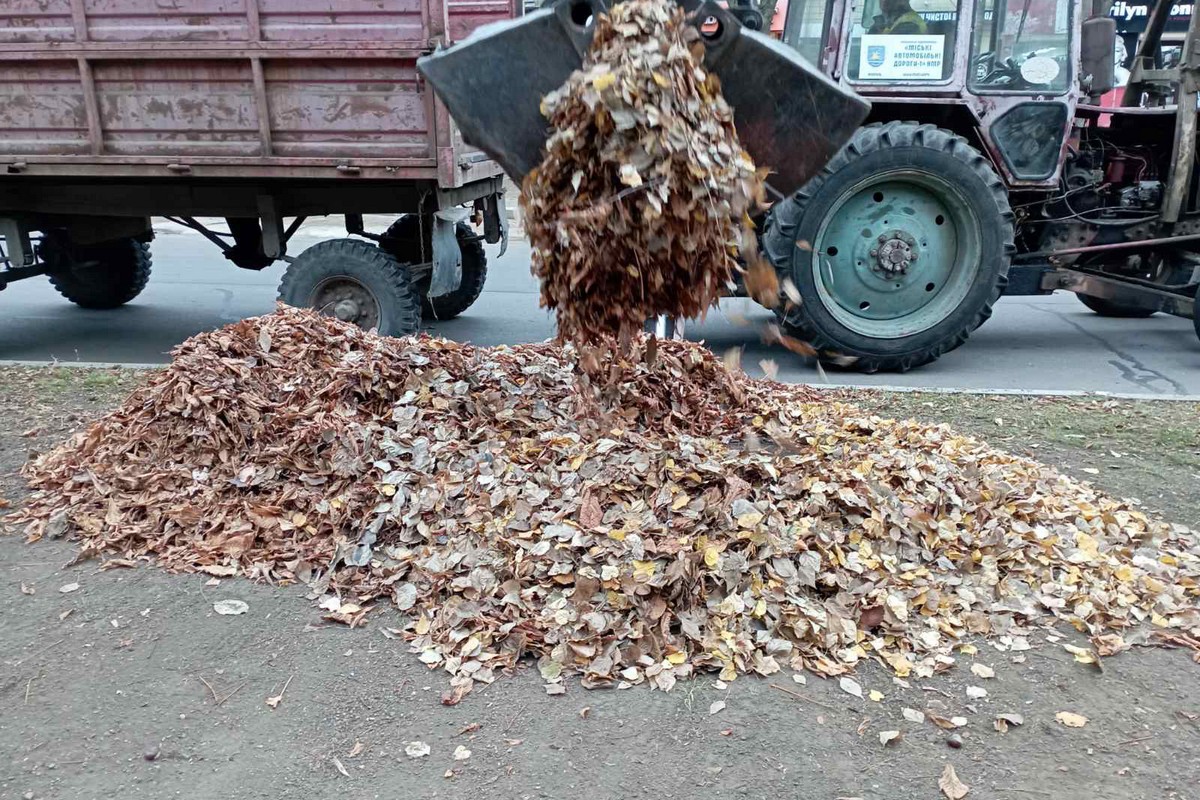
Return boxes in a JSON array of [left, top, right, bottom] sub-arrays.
[[868, 0, 927, 35]]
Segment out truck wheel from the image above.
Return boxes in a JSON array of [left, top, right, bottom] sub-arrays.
[[45, 238, 152, 309], [278, 238, 420, 337], [765, 121, 1013, 372], [1075, 293, 1157, 318], [380, 215, 488, 320]]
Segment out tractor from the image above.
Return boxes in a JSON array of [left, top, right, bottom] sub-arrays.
[[424, 0, 1199, 372], [760, 0, 1200, 370]]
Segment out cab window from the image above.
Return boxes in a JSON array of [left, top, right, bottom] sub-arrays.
[[969, 0, 1072, 93], [781, 0, 836, 66], [847, 0, 960, 82]]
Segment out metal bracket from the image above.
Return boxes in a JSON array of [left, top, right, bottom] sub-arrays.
[[0, 217, 34, 268], [430, 208, 469, 297], [258, 195, 285, 259]]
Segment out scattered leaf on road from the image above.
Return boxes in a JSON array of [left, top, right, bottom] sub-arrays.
[[839, 677, 864, 699], [58, 582, 80, 594], [213, 599, 248, 616], [879, 730, 901, 746], [709, 700, 726, 715], [1056, 711, 1089, 728], [994, 713, 1024, 733], [970, 663, 995, 679], [405, 741, 431, 758], [939, 764, 970, 799], [453, 745, 471, 761]]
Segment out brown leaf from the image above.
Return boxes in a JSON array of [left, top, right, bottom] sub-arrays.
[[939, 764, 970, 799]]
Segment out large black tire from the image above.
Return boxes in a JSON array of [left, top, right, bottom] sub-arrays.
[[278, 238, 420, 337], [46, 238, 152, 309], [1075, 293, 1157, 318], [763, 121, 1013, 373], [380, 215, 488, 320]]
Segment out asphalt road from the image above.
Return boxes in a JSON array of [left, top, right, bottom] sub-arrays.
[[3, 219, 1199, 396]]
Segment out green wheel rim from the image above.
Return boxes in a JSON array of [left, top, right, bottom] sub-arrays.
[[810, 170, 982, 339]]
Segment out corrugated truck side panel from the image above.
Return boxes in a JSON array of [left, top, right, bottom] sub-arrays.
[[0, 0, 512, 185]]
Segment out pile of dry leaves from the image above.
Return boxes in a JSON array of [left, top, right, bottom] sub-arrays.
[[15, 308, 1200, 703], [520, 0, 767, 344]]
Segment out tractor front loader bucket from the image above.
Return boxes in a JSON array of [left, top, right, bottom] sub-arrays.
[[417, 0, 870, 198]]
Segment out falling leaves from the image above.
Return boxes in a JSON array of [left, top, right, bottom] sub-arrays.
[[709, 700, 726, 715], [939, 765, 970, 799], [902, 708, 925, 724], [520, 0, 766, 344], [839, 677, 864, 699], [1055, 711, 1089, 728]]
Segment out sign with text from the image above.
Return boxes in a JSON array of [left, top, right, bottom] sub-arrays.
[[858, 34, 945, 80]]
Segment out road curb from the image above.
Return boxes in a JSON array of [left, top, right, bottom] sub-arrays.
[[3, 359, 1198, 401]]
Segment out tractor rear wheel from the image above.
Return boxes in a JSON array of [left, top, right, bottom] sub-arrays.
[[764, 121, 1013, 372]]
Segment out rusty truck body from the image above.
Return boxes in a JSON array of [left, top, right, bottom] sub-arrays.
[[0, 0, 517, 334]]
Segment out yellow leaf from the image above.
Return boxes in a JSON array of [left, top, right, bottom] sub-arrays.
[[666, 651, 687, 665], [704, 546, 720, 569], [868, 689, 884, 702], [672, 493, 689, 511], [1062, 643, 1096, 664], [380, 484, 396, 497], [632, 560, 656, 580], [652, 72, 670, 88], [569, 454, 587, 471], [719, 663, 737, 682], [291, 512, 308, 527], [752, 598, 767, 618], [608, 530, 626, 542], [592, 72, 616, 91], [1055, 711, 1088, 728], [959, 644, 978, 655]]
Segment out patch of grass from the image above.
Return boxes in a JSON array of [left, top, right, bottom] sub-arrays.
[[0, 366, 146, 406]]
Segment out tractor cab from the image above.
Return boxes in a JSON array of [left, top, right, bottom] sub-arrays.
[[782, 0, 1092, 188]]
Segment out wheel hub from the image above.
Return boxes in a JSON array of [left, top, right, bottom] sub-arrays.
[[310, 277, 381, 331], [870, 230, 919, 275]]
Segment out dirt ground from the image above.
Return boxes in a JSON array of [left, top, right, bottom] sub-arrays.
[[2, 367, 1199, 800]]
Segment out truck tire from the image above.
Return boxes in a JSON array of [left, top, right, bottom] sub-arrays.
[[764, 121, 1013, 372], [380, 215, 488, 320], [46, 238, 152, 310], [1075, 293, 1157, 318], [278, 238, 420, 337]]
